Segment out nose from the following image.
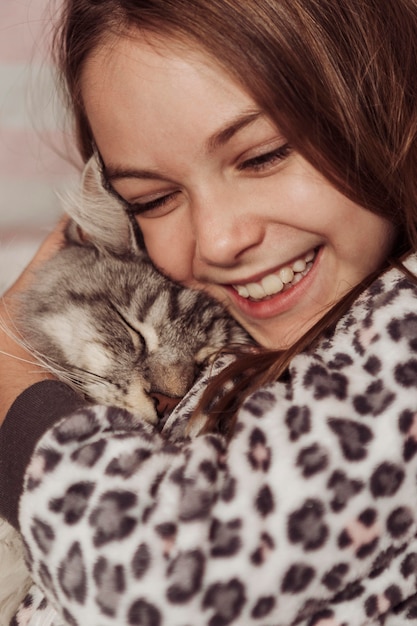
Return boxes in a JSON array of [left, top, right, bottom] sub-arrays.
[[192, 191, 265, 267], [150, 391, 181, 419]]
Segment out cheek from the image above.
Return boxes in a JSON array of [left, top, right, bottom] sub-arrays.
[[139, 221, 194, 283]]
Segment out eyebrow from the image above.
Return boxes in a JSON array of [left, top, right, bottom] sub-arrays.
[[205, 110, 263, 153], [103, 109, 264, 183]]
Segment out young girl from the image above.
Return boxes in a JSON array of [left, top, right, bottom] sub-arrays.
[[2, 0, 417, 623]]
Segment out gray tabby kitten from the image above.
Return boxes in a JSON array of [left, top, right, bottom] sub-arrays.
[[0, 157, 252, 626], [16, 156, 252, 423]]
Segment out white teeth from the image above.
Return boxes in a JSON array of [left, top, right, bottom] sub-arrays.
[[233, 249, 316, 301], [261, 273, 284, 295], [291, 272, 303, 285], [235, 285, 250, 298], [279, 266, 294, 284], [292, 258, 306, 273], [246, 282, 266, 299]]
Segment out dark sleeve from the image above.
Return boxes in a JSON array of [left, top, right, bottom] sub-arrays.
[[0, 380, 84, 529]]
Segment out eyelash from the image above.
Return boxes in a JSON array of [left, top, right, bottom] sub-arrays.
[[127, 142, 292, 214], [238, 142, 291, 172], [128, 192, 179, 215]]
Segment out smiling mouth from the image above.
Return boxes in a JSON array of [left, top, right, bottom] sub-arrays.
[[232, 249, 317, 301]]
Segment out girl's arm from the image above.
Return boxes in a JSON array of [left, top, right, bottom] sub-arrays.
[[10, 262, 417, 626], [0, 219, 85, 527], [0, 220, 67, 423]]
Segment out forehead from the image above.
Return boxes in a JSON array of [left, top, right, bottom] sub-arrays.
[[81, 30, 253, 106], [80, 32, 263, 162]]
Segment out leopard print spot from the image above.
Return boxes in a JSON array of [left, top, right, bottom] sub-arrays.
[[251, 595, 275, 618], [93, 557, 125, 616], [327, 470, 364, 512], [386, 507, 414, 537], [357, 537, 379, 559], [71, 439, 107, 467], [155, 522, 177, 538], [370, 462, 404, 497], [388, 313, 417, 350], [58, 542, 86, 604], [203, 578, 246, 626], [401, 553, 417, 578], [27, 449, 62, 492], [250, 532, 275, 565], [210, 518, 242, 557], [321, 562, 349, 591], [31, 517, 55, 554], [365, 594, 378, 617], [288, 499, 328, 550], [353, 379, 395, 416], [370, 545, 405, 579], [296, 443, 328, 477], [402, 594, 417, 619], [166, 550, 204, 603], [199, 460, 218, 483], [399, 409, 414, 433], [332, 580, 365, 602], [247, 428, 272, 472], [404, 438, 417, 461], [328, 418, 373, 461], [107, 407, 153, 434], [131, 543, 151, 579], [309, 609, 335, 625], [53, 409, 101, 444], [328, 352, 353, 370], [399, 411, 417, 461], [105, 448, 152, 477], [243, 389, 276, 417], [304, 364, 348, 400], [49, 481, 95, 524], [128, 598, 161, 626], [358, 508, 377, 526], [179, 483, 215, 521], [255, 484, 275, 517], [385, 584, 403, 608], [281, 563, 315, 593], [220, 475, 236, 502], [285, 405, 311, 441], [363, 355, 382, 375], [294, 600, 332, 624], [395, 359, 417, 387], [89, 490, 138, 546]]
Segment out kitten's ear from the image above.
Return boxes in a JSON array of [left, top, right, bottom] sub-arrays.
[[61, 156, 142, 255]]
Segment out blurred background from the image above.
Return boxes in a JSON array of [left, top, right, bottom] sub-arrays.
[[0, 0, 80, 293]]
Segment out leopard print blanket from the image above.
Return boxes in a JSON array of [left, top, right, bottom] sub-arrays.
[[12, 255, 417, 625]]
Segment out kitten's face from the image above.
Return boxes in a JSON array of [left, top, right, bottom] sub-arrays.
[[34, 291, 211, 423], [20, 246, 251, 424]]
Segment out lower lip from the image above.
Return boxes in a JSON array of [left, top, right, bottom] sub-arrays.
[[225, 247, 322, 320]]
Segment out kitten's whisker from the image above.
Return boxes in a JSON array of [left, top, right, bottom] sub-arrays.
[[1, 310, 111, 395]]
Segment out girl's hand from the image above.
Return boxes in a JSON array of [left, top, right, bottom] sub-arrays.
[[0, 219, 68, 425]]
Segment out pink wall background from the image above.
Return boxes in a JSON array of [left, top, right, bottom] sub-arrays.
[[0, 0, 80, 291]]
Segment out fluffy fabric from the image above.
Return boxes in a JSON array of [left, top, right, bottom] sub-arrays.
[[8, 255, 417, 625]]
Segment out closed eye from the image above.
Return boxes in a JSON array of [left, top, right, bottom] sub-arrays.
[[238, 143, 292, 173], [128, 190, 181, 216], [110, 304, 146, 352]]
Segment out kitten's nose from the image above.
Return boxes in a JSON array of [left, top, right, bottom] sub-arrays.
[[150, 392, 181, 419]]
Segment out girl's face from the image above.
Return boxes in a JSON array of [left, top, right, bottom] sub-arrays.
[[82, 34, 395, 349]]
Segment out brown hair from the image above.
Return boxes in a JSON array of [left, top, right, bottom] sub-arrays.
[[52, 0, 417, 434]]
